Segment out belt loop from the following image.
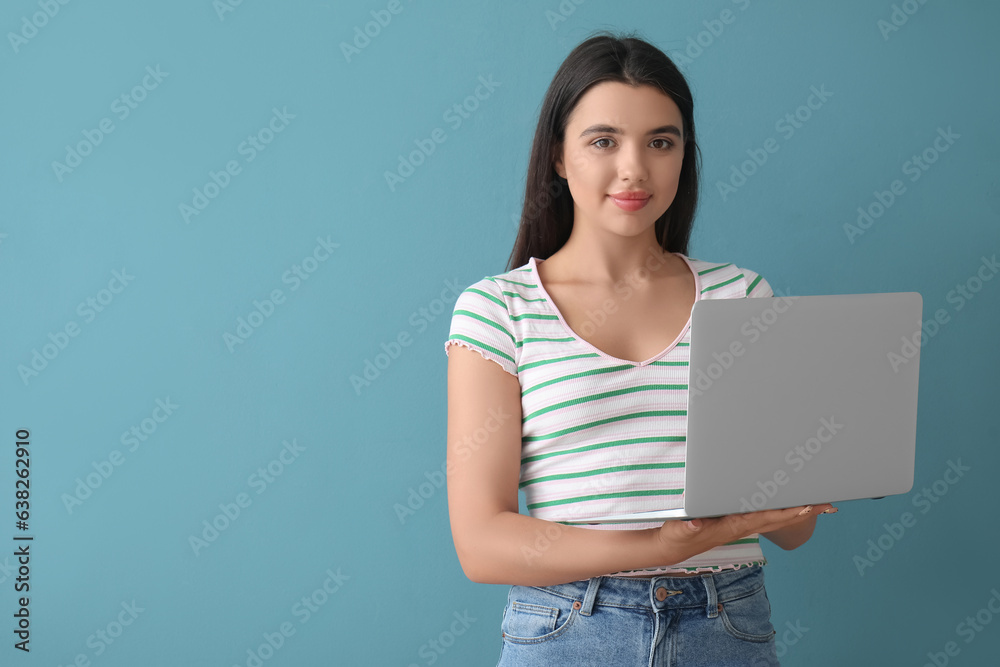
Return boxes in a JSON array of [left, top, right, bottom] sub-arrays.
[[701, 572, 719, 618], [579, 576, 602, 616]]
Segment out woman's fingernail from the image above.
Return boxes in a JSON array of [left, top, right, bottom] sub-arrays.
[[798, 506, 813, 516], [821, 508, 839, 514]]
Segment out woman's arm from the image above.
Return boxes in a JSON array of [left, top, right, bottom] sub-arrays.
[[761, 513, 820, 550], [446, 345, 671, 586], [446, 345, 831, 586]]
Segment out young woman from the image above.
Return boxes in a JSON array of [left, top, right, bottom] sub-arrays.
[[444, 30, 836, 666]]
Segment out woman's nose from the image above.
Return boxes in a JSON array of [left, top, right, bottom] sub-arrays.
[[617, 144, 649, 181]]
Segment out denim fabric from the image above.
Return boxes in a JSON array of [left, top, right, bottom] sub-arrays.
[[496, 564, 779, 666]]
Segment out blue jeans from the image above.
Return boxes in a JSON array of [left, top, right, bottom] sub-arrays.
[[496, 565, 780, 666]]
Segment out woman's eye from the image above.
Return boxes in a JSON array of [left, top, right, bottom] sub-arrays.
[[592, 138, 675, 150]]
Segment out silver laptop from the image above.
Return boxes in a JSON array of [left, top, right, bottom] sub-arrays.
[[562, 291, 922, 524]]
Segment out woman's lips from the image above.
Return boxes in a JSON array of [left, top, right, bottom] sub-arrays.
[[609, 194, 650, 211]]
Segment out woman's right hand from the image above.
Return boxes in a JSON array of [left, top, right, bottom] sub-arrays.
[[655, 504, 836, 564]]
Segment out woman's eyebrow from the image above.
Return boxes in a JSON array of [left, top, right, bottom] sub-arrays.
[[579, 124, 682, 138]]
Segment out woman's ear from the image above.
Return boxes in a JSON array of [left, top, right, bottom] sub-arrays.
[[553, 147, 566, 180], [552, 144, 566, 180]]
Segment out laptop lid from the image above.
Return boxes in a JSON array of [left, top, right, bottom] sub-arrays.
[[682, 291, 922, 518], [563, 291, 922, 524]]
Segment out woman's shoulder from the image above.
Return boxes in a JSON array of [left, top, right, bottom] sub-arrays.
[[446, 264, 538, 377], [457, 260, 538, 302], [681, 254, 773, 299]]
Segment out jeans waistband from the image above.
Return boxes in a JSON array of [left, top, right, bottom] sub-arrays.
[[525, 564, 766, 619]]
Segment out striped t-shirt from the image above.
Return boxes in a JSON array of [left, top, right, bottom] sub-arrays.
[[444, 252, 775, 577]]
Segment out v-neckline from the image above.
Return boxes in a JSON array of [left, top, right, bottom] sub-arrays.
[[528, 253, 701, 367]]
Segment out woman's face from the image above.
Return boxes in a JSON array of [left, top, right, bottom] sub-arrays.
[[554, 81, 686, 237]]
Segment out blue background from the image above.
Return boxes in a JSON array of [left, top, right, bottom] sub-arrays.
[[1, 0, 997, 665]]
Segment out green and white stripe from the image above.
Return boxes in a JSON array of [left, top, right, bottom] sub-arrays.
[[445, 254, 776, 576]]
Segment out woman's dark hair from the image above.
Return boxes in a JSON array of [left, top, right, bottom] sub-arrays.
[[506, 30, 700, 272]]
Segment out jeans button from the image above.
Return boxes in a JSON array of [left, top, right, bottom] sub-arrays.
[[655, 587, 668, 601]]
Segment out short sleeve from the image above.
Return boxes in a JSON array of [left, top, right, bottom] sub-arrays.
[[444, 277, 518, 377], [741, 267, 774, 298]]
